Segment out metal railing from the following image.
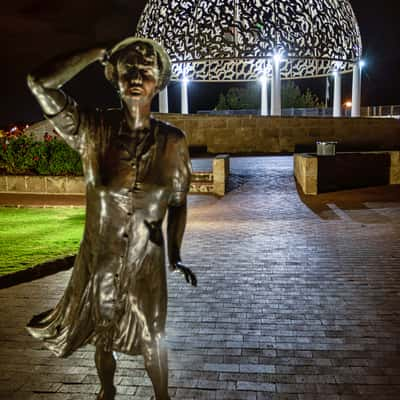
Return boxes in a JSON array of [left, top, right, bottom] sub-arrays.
[[361, 105, 400, 117]]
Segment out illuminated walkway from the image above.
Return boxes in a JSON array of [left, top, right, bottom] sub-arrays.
[[1, 156, 400, 400]]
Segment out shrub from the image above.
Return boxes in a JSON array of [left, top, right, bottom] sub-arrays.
[[0, 135, 83, 176]]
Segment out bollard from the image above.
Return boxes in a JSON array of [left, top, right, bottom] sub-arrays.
[[316, 141, 338, 156]]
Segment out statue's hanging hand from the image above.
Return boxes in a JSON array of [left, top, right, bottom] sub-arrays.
[[169, 261, 197, 287]]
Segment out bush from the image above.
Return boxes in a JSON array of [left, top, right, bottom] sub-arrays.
[[0, 135, 83, 176], [215, 82, 323, 110]]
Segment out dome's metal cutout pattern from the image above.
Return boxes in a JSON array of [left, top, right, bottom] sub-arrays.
[[136, 0, 362, 81]]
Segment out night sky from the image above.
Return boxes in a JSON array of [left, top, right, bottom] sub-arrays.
[[1, 0, 399, 126]]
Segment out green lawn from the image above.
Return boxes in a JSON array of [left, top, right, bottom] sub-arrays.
[[0, 207, 85, 276]]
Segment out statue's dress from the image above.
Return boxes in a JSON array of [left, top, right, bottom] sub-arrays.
[[26, 100, 191, 357]]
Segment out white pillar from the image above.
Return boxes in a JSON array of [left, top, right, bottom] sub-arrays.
[[181, 80, 188, 114], [159, 86, 168, 113], [261, 77, 268, 116], [271, 57, 281, 116], [351, 62, 362, 117], [333, 71, 342, 117]]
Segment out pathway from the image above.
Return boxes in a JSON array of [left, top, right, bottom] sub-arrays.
[[1, 156, 400, 400]]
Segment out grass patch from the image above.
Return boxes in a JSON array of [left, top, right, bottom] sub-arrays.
[[0, 207, 85, 276]]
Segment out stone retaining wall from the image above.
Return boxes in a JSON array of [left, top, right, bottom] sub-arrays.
[[155, 113, 400, 154], [0, 157, 230, 197], [0, 175, 85, 195], [0, 174, 216, 195], [26, 115, 400, 155]]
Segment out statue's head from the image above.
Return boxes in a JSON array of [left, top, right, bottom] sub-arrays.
[[105, 37, 171, 104]]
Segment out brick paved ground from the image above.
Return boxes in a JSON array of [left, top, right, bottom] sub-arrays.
[[1, 156, 400, 400]]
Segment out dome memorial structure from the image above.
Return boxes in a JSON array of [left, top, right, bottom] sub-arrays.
[[136, 0, 363, 117]]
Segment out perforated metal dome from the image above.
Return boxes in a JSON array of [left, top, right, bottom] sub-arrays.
[[136, 0, 362, 82]]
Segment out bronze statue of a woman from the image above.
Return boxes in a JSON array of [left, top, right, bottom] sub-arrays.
[[26, 37, 197, 400]]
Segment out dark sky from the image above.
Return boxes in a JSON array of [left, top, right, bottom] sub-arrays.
[[1, 0, 399, 125]]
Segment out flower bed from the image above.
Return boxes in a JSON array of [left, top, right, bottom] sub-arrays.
[[0, 128, 229, 196], [0, 131, 82, 176]]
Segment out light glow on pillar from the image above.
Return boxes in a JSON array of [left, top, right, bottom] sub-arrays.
[[159, 86, 169, 113], [273, 53, 282, 65], [351, 59, 363, 117], [333, 68, 342, 117], [258, 74, 268, 85], [271, 53, 282, 116], [259, 71, 269, 116], [332, 61, 343, 76], [181, 72, 189, 114]]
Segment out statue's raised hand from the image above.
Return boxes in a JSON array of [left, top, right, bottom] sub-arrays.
[[169, 261, 197, 287]]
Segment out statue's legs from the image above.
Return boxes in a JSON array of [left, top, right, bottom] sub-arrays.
[[95, 346, 116, 400], [144, 336, 171, 400]]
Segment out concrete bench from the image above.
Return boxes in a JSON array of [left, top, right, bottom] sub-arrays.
[[294, 151, 400, 195]]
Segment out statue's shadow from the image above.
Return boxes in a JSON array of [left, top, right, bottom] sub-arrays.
[[296, 182, 400, 223], [227, 173, 250, 193]]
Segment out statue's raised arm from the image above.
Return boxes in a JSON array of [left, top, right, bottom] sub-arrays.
[[27, 47, 106, 142]]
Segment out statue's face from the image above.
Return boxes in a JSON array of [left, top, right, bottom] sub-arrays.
[[116, 46, 160, 104]]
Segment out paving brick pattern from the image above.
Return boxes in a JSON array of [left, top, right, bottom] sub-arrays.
[[1, 156, 400, 400]]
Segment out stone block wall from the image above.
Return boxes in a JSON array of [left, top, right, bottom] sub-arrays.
[[0, 158, 230, 197], [156, 113, 400, 154], [0, 176, 86, 195], [27, 115, 400, 154]]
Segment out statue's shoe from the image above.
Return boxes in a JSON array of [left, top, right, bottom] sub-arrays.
[[96, 386, 116, 400]]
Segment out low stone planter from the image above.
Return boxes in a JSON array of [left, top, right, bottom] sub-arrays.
[[0, 175, 85, 195], [0, 155, 230, 197], [294, 151, 400, 195]]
